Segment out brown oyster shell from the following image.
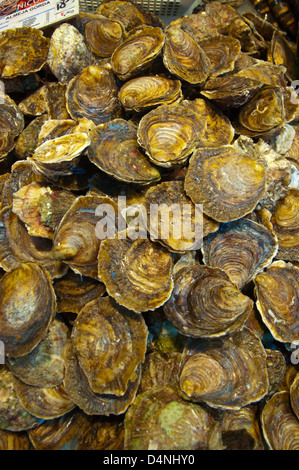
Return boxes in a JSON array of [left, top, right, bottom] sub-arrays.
[[0, 367, 42, 432], [285, 127, 299, 170], [64, 348, 141, 416], [12, 182, 76, 239], [184, 145, 266, 223], [266, 348, 287, 397], [0, 206, 67, 279], [163, 262, 253, 338], [71, 296, 148, 396], [95, 0, 149, 33], [84, 15, 125, 58], [28, 132, 91, 179], [18, 85, 48, 117], [12, 376, 75, 420], [144, 180, 217, 252], [76, 415, 125, 450], [98, 228, 173, 313], [14, 115, 48, 161], [52, 195, 115, 279], [220, 406, 264, 450], [0, 27, 49, 78], [0, 262, 56, 358], [290, 373, 299, 420], [201, 218, 278, 289], [261, 391, 299, 449], [118, 75, 183, 112], [179, 11, 219, 42], [199, 34, 241, 78], [124, 385, 223, 450], [6, 316, 71, 388], [28, 408, 84, 450], [138, 350, 182, 395], [137, 102, 204, 167], [162, 25, 211, 85], [0, 93, 24, 162], [54, 270, 106, 314], [66, 65, 121, 125], [45, 83, 71, 121], [254, 260, 299, 343], [47, 23, 95, 84], [0, 429, 31, 450], [178, 327, 269, 410], [87, 118, 161, 184], [111, 25, 164, 81]]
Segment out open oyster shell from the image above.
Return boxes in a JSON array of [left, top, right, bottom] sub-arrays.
[[178, 327, 269, 410], [163, 262, 253, 338], [163, 25, 211, 85], [111, 25, 164, 81], [261, 390, 299, 449], [124, 385, 223, 450], [254, 260, 299, 343], [202, 218, 278, 289], [71, 296, 148, 396], [118, 75, 183, 112], [98, 228, 173, 313], [184, 145, 266, 223], [0, 27, 49, 79], [66, 65, 121, 125], [0, 262, 56, 358], [87, 118, 160, 184]]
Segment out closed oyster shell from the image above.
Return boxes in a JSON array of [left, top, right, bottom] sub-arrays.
[[0, 429, 31, 450], [124, 385, 223, 450], [52, 195, 115, 279], [64, 348, 141, 416], [178, 327, 269, 410], [0, 93, 24, 162], [137, 102, 204, 167], [254, 260, 299, 343], [14, 115, 48, 161], [261, 390, 299, 449], [290, 373, 299, 420], [54, 270, 106, 314], [0, 27, 49, 78], [220, 406, 264, 450], [202, 218, 278, 289], [84, 15, 125, 58], [18, 85, 48, 117], [199, 34, 241, 78], [66, 65, 121, 125], [0, 367, 42, 432], [47, 23, 95, 84], [163, 25, 211, 85], [45, 83, 71, 121], [6, 317, 71, 388], [163, 263, 253, 338], [98, 228, 173, 313], [87, 118, 160, 184], [76, 415, 125, 450], [71, 296, 148, 395], [111, 25, 164, 81], [184, 145, 266, 223], [0, 262, 56, 358], [118, 75, 183, 112], [95, 0, 149, 33], [12, 376, 75, 420]]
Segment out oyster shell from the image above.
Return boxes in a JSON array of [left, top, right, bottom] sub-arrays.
[[184, 145, 266, 223], [45, 83, 71, 121], [18, 85, 48, 117], [162, 25, 211, 84], [0, 27, 49, 78], [6, 316, 70, 388], [137, 102, 204, 167], [124, 385, 223, 450], [84, 15, 125, 58], [0, 262, 56, 358], [118, 75, 183, 112], [71, 296, 148, 395], [261, 390, 299, 449], [76, 415, 125, 450], [98, 228, 173, 313], [199, 35, 241, 78], [0, 93, 24, 162], [254, 260, 299, 343], [220, 406, 264, 450], [0, 367, 42, 432], [111, 25, 164, 81], [66, 65, 121, 125], [47, 23, 95, 84], [87, 118, 161, 184], [202, 218, 278, 289], [95, 0, 150, 33], [290, 373, 299, 420], [163, 262, 253, 338], [178, 327, 269, 410], [0, 429, 31, 450], [14, 115, 48, 161]]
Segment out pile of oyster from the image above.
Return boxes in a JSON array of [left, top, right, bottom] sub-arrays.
[[1, 0, 299, 450]]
